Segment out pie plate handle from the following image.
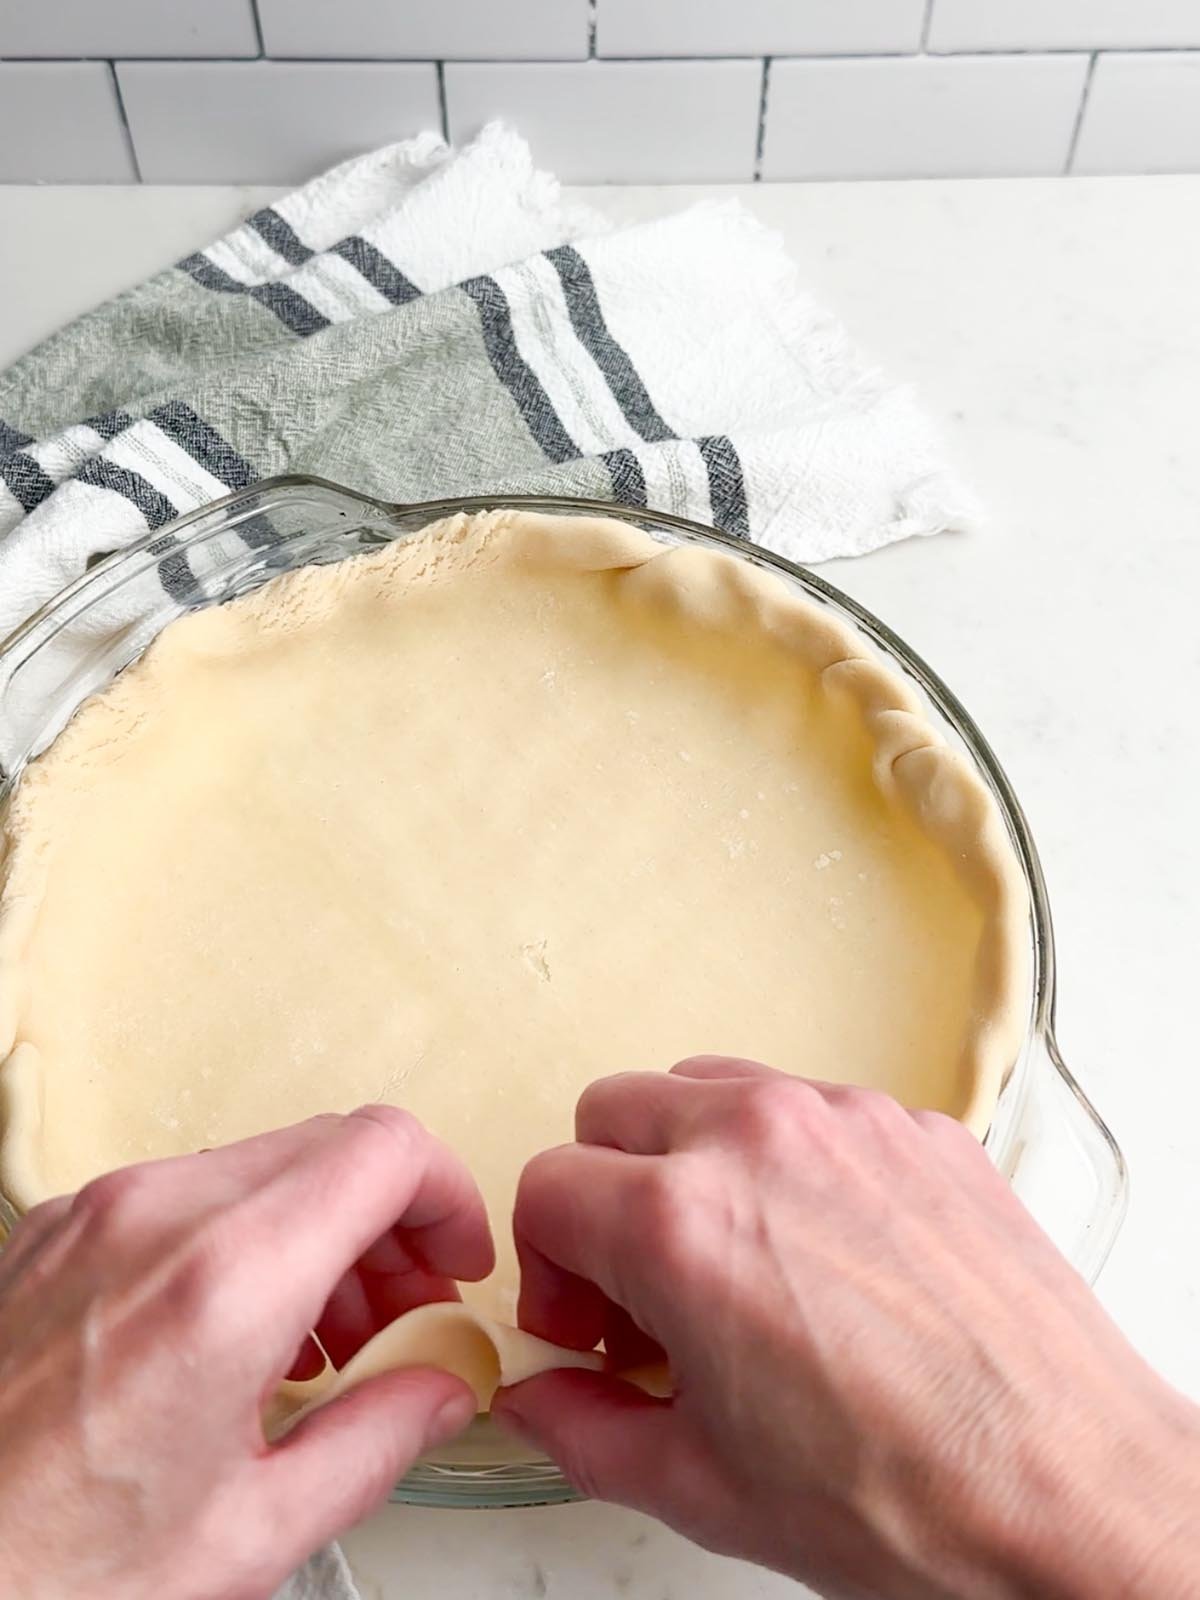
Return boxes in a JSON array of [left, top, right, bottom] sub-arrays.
[[994, 1030, 1128, 1286]]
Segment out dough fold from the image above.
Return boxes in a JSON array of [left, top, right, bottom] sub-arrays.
[[264, 1301, 604, 1440]]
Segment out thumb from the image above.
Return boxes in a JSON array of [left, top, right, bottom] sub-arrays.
[[494, 1368, 721, 1523], [263, 1366, 476, 1551]]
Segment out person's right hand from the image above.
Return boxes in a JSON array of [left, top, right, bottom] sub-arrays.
[[493, 1058, 1200, 1600]]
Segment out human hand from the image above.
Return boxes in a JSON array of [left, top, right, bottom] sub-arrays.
[[0, 1107, 493, 1600], [494, 1059, 1200, 1600]]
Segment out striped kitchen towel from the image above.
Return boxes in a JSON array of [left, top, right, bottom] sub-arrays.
[[0, 122, 977, 651]]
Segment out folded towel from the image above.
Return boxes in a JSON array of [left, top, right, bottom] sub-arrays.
[[0, 124, 979, 1600], [0, 122, 975, 658]]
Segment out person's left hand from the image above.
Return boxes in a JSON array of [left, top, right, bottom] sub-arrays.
[[0, 1106, 494, 1600]]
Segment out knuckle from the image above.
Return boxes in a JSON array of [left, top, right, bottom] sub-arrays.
[[626, 1159, 699, 1264], [913, 1107, 984, 1162], [729, 1078, 809, 1149], [912, 1106, 963, 1138], [574, 1076, 611, 1133], [516, 1143, 572, 1204], [348, 1103, 423, 1149], [669, 1053, 720, 1077], [161, 1223, 240, 1335], [820, 1083, 911, 1142], [12, 1197, 54, 1237], [855, 1087, 911, 1132], [575, 1072, 650, 1139], [72, 1166, 153, 1228]]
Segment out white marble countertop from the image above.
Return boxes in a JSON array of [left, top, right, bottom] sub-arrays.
[[2, 175, 1198, 1599]]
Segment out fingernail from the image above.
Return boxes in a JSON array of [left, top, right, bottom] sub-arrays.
[[425, 1390, 476, 1450]]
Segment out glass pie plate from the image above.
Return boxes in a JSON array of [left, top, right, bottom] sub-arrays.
[[0, 475, 1128, 1509]]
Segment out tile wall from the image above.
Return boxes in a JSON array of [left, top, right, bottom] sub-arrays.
[[1, 0, 1199, 184]]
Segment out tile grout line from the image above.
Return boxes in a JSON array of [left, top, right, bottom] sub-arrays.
[[3, 46, 1184, 62], [249, 0, 265, 57], [587, 0, 597, 58], [1065, 51, 1099, 173], [753, 56, 771, 181], [436, 61, 449, 143], [920, 0, 935, 52], [108, 60, 142, 183]]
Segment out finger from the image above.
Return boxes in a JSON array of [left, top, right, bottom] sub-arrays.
[[669, 1054, 784, 1082], [262, 1367, 476, 1556], [602, 1303, 666, 1374], [513, 1143, 647, 1346], [355, 1216, 479, 1280], [909, 1106, 981, 1150], [358, 1260, 460, 1328], [494, 1369, 722, 1524], [577, 1065, 813, 1155], [284, 1332, 328, 1383], [576, 1071, 699, 1154], [67, 1111, 482, 1251], [581, 1065, 847, 1160], [671, 1059, 853, 1112], [909, 1108, 1035, 1215], [227, 1106, 494, 1332], [314, 1257, 460, 1368], [516, 1234, 613, 1351], [312, 1267, 376, 1369], [185, 1115, 345, 1192], [74, 1116, 351, 1215]]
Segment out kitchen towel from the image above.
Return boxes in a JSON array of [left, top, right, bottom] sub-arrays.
[[0, 122, 977, 656], [0, 124, 977, 1600], [276, 1545, 360, 1600]]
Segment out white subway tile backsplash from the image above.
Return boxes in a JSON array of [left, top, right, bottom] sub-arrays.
[[0, 0, 258, 59], [117, 62, 441, 184], [0, 0, 1197, 185], [596, 0, 924, 58], [929, 1, 1200, 53], [0, 63, 135, 182], [1074, 52, 1200, 173], [445, 60, 761, 182], [761, 54, 1088, 179], [258, 0, 588, 62]]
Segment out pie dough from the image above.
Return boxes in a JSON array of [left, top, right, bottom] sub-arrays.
[[263, 1301, 607, 1440], [0, 509, 1028, 1400]]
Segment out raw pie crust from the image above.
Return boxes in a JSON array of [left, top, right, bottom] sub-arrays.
[[0, 510, 1028, 1418]]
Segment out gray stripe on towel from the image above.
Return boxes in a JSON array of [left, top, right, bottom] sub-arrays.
[[601, 447, 648, 508], [148, 401, 279, 549], [697, 434, 750, 538], [74, 456, 201, 602], [149, 401, 257, 489], [176, 253, 330, 338], [459, 275, 578, 465], [545, 244, 674, 445], [0, 450, 55, 514], [332, 236, 421, 306], [246, 207, 314, 267], [0, 418, 33, 460]]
